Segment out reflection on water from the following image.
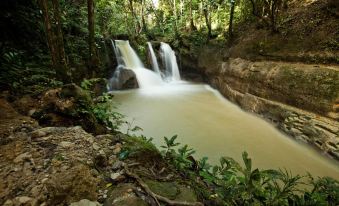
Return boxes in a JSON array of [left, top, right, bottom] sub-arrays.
[[112, 82, 339, 179]]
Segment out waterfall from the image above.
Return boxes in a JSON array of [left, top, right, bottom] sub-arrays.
[[110, 40, 182, 90], [160, 42, 181, 81], [147, 42, 161, 75], [112, 40, 163, 88]]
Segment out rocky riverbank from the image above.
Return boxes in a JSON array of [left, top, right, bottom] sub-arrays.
[[0, 94, 202, 206]]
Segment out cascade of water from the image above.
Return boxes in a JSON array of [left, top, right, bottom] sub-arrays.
[[115, 40, 144, 69], [147, 42, 161, 75], [160, 42, 181, 81], [111, 39, 124, 66], [111, 40, 163, 88]]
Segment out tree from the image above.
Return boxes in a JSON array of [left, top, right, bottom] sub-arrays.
[[249, 0, 285, 32], [39, 0, 72, 83], [87, 0, 99, 77], [189, 0, 197, 31], [228, 0, 235, 40], [202, 2, 212, 39], [128, 0, 141, 34]]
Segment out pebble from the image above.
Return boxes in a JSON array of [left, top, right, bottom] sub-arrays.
[[112, 160, 124, 170], [110, 172, 125, 182], [92, 143, 100, 150], [41, 178, 49, 184]]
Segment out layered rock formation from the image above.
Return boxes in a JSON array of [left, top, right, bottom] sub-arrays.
[[180, 46, 339, 160]]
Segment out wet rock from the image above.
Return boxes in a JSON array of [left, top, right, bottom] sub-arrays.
[[109, 68, 139, 90], [70, 199, 102, 206]]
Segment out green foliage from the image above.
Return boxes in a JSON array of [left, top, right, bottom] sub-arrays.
[[160, 136, 339, 205], [161, 135, 180, 157], [91, 92, 125, 131]]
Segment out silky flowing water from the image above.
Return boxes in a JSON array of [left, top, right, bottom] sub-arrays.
[[112, 82, 339, 179]]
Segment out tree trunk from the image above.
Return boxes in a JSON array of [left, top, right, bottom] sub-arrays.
[[87, 0, 99, 77], [189, 0, 196, 31], [39, 0, 57, 67], [203, 5, 211, 39], [39, 0, 71, 83], [141, 0, 148, 33], [173, 0, 178, 35], [228, 0, 235, 41], [128, 0, 141, 34]]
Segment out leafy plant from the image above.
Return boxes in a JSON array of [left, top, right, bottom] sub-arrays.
[[91, 92, 125, 131], [161, 135, 180, 157]]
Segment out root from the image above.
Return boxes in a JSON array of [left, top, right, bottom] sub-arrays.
[[124, 165, 204, 206]]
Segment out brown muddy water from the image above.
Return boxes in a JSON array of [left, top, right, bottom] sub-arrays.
[[112, 82, 339, 179]]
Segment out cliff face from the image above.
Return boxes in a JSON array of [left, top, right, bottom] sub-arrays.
[[180, 46, 339, 160]]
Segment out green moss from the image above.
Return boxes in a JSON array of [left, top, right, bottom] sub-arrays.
[[144, 180, 179, 200]]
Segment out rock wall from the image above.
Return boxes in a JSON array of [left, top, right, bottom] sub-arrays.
[[180, 47, 339, 160]]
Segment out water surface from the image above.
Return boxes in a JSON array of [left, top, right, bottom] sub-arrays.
[[112, 82, 339, 179]]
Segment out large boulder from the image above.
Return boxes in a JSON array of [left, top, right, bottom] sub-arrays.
[[109, 68, 138, 90]]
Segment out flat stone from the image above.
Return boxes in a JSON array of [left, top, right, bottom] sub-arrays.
[[14, 196, 33, 204], [31, 130, 47, 139]]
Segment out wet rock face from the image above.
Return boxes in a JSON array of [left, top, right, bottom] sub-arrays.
[[181, 47, 339, 160], [219, 59, 339, 120], [109, 68, 138, 90], [211, 76, 339, 161]]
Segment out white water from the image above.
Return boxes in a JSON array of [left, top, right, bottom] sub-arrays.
[[160, 42, 181, 81], [147, 42, 161, 75], [113, 40, 163, 88], [115, 40, 144, 68]]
